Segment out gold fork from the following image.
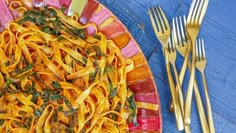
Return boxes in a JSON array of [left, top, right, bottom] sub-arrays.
[[185, 0, 209, 124], [171, 15, 210, 133], [196, 39, 215, 133], [167, 31, 191, 133], [148, 6, 184, 131]]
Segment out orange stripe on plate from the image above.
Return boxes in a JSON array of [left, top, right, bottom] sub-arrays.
[[130, 52, 146, 67], [127, 64, 152, 83], [99, 20, 125, 38], [110, 32, 131, 48]]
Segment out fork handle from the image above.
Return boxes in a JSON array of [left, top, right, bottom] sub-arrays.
[[188, 63, 210, 133], [172, 64, 184, 112], [169, 44, 192, 112], [201, 72, 216, 133], [172, 64, 191, 133], [185, 38, 197, 125], [165, 51, 184, 131]]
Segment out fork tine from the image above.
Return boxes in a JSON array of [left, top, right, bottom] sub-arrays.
[[172, 18, 178, 45], [194, 0, 205, 25], [155, 7, 165, 33], [179, 16, 185, 44], [148, 7, 160, 34], [202, 39, 206, 59], [158, 6, 170, 31], [187, 0, 197, 24], [196, 39, 199, 60], [190, 0, 201, 25], [176, 17, 182, 46], [199, 0, 209, 25], [171, 31, 176, 52], [199, 39, 203, 60], [183, 15, 188, 43], [168, 38, 171, 52]]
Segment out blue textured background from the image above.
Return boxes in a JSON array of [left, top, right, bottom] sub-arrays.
[[99, 0, 236, 132]]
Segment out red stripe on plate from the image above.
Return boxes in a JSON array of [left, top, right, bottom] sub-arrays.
[[79, 0, 99, 24], [135, 92, 158, 104], [129, 116, 161, 131], [128, 78, 155, 94], [137, 108, 159, 118]]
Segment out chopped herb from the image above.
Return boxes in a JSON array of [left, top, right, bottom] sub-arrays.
[[111, 114, 117, 121], [69, 28, 86, 39], [64, 98, 72, 109], [65, 127, 74, 133], [82, 57, 87, 65], [86, 45, 105, 57], [49, 94, 62, 101], [67, 78, 76, 83], [25, 116, 33, 129], [127, 93, 138, 127], [29, 83, 40, 104], [89, 67, 101, 83], [104, 65, 114, 74], [57, 106, 63, 112], [13, 120, 22, 127], [89, 72, 96, 83], [57, 36, 66, 41], [41, 102, 49, 110], [108, 77, 117, 99], [23, 125, 29, 129], [35, 73, 41, 81], [4, 62, 9, 66], [34, 109, 42, 117], [60, 5, 67, 13], [6, 79, 13, 88], [18, 63, 34, 74], [94, 34, 101, 40], [64, 108, 76, 116], [109, 87, 117, 99], [51, 28, 60, 36], [133, 115, 138, 127], [47, 8, 57, 17], [52, 81, 61, 89], [18, 16, 31, 24], [72, 56, 86, 66], [81, 128, 86, 133], [42, 87, 50, 100], [0, 119, 4, 125], [0, 88, 7, 98], [127, 95, 136, 111], [41, 26, 52, 34]]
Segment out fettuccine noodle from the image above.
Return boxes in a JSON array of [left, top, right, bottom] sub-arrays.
[[0, 3, 136, 133]]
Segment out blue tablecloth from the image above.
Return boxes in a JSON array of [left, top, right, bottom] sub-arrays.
[[99, 0, 236, 132]]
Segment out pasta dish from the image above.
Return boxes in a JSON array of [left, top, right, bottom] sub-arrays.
[[0, 1, 136, 133]]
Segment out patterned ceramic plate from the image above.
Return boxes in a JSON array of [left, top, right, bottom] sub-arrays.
[[0, 0, 162, 132]]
